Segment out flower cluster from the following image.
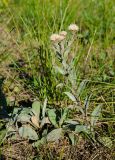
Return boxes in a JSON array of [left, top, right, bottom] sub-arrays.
[[50, 24, 79, 43], [50, 31, 67, 43], [68, 24, 79, 32]]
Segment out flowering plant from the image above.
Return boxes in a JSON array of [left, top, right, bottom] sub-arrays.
[[50, 24, 79, 89]]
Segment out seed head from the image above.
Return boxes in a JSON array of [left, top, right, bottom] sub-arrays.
[[68, 24, 79, 32]]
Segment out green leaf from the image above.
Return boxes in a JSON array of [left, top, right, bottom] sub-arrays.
[[59, 108, 68, 126], [74, 103, 85, 116], [19, 126, 38, 140], [56, 83, 64, 88], [13, 107, 32, 123], [42, 98, 47, 118], [47, 128, 63, 142], [62, 60, 69, 69], [77, 80, 87, 97], [33, 137, 46, 148], [65, 119, 79, 125], [47, 109, 58, 128], [0, 129, 6, 145], [32, 101, 41, 120], [54, 66, 65, 75], [13, 107, 21, 115], [64, 92, 76, 102], [42, 129, 48, 137], [13, 107, 31, 115], [68, 132, 77, 145], [68, 68, 77, 86], [91, 105, 102, 126], [21, 108, 32, 114], [84, 94, 92, 116], [17, 114, 31, 123], [75, 125, 90, 134]]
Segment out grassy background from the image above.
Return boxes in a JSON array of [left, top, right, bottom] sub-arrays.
[[0, 0, 114, 109], [1, 0, 114, 99], [0, 0, 115, 158]]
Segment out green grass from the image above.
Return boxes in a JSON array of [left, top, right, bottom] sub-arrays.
[[0, 0, 115, 159], [1, 0, 114, 98]]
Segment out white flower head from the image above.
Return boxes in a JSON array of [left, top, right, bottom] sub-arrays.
[[58, 35, 65, 41], [50, 34, 60, 42], [50, 33, 65, 42], [68, 24, 79, 32], [59, 31, 67, 37]]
